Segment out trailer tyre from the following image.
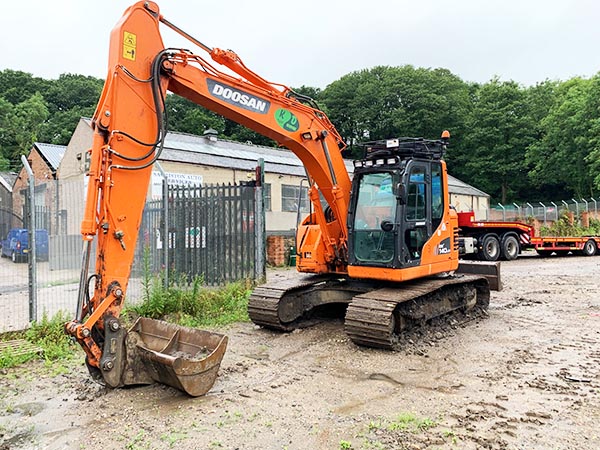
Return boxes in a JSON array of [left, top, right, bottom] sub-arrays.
[[582, 239, 597, 257], [479, 234, 500, 261], [501, 234, 519, 261]]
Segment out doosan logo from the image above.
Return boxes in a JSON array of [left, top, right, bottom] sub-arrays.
[[207, 79, 270, 114]]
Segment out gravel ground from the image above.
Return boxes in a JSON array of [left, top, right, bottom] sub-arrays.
[[1, 252, 599, 450]]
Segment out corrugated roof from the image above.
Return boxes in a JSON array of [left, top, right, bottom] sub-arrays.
[[0, 172, 17, 192], [34, 143, 66, 171], [160, 131, 355, 175], [448, 174, 489, 198], [76, 121, 487, 198]]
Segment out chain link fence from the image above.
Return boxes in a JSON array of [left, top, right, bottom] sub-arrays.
[[491, 198, 600, 224], [1, 169, 265, 333]]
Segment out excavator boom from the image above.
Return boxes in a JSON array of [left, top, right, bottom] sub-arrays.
[[66, 1, 353, 395]]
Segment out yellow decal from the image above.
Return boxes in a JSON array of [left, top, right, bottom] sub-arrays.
[[123, 31, 137, 61]]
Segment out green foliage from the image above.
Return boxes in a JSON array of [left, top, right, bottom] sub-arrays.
[[321, 65, 471, 158], [527, 77, 597, 198], [24, 312, 76, 361], [0, 312, 76, 368], [2, 63, 600, 203], [462, 78, 534, 203], [539, 211, 600, 236], [130, 271, 252, 327]]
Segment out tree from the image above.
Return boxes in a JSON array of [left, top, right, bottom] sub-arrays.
[[164, 95, 225, 136], [0, 70, 49, 104], [38, 74, 103, 145], [321, 66, 471, 158], [12, 93, 50, 160], [527, 77, 597, 199], [463, 79, 534, 203]]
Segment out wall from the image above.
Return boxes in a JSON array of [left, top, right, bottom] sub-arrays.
[[12, 148, 57, 231], [450, 193, 490, 220]]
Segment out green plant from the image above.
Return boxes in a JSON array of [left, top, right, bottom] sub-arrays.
[[386, 412, 437, 433], [160, 430, 188, 447], [0, 311, 76, 369], [339, 440, 353, 450], [129, 268, 253, 328]]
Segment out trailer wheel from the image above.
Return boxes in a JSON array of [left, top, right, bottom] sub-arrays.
[[501, 234, 519, 261], [582, 239, 597, 256], [479, 234, 500, 261]]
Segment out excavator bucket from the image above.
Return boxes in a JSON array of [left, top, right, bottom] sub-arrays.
[[122, 318, 228, 396]]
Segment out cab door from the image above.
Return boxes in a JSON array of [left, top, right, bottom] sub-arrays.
[[399, 162, 431, 267]]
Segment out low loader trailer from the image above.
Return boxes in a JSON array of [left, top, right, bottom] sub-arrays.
[[457, 211, 600, 261]]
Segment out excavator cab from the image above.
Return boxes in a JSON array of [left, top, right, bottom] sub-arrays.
[[348, 137, 454, 276]]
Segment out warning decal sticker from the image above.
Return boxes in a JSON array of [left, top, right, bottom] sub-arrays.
[[123, 31, 137, 61]]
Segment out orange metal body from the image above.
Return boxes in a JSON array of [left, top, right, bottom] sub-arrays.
[[66, 1, 460, 368]]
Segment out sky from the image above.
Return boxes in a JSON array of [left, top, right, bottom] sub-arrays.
[[2, 0, 600, 88]]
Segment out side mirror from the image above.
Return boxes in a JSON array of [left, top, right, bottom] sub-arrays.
[[380, 219, 394, 232], [395, 183, 406, 205]]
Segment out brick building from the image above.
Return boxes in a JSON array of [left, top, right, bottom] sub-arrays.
[[12, 143, 66, 232]]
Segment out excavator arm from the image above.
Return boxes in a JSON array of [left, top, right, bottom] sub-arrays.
[[65, 1, 351, 394]]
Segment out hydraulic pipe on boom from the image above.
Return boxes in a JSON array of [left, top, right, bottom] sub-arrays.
[[65, 1, 353, 394]]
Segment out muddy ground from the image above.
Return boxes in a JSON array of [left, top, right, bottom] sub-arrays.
[[1, 253, 599, 450]]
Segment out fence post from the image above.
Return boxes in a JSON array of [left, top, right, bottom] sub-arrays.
[[592, 198, 597, 216], [21, 155, 37, 323], [581, 198, 588, 212], [571, 198, 579, 216], [539, 202, 546, 225], [497, 203, 506, 221], [561, 200, 569, 217], [155, 162, 169, 288], [254, 159, 266, 281], [526, 202, 534, 219], [512, 203, 521, 220], [551, 202, 558, 221]]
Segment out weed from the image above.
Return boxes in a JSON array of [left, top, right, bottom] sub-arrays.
[[125, 430, 146, 450], [339, 440, 353, 450], [0, 312, 76, 369], [367, 420, 382, 431], [128, 267, 253, 328], [443, 429, 458, 445], [209, 442, 223, 448], [160, 430, 188, 447], [387, 412, 437, 432]]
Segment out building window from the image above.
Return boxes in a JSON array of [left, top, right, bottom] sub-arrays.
[[282, 184, 309, 212], [264, 183, 272, 211]]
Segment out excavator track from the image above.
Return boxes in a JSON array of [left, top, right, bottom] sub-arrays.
[[248, 274, 372, 331], [249, 273, 490, 349], [344, 275, 490, 349], [248, 275, 331, 331]]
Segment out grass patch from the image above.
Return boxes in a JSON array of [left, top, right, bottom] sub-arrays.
[[126, 272, 253, 328], [0, 311, 76, 369]]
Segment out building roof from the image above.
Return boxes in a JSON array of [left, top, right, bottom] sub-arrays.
[[0, 172, 17, 192], [33, 143, 66, 171], [160, 131, 355, 176], [447, 174, 489, 198], [77, 119, 488, 198]]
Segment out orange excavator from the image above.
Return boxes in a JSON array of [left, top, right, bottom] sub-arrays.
[[66, 1, 496, 395]]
